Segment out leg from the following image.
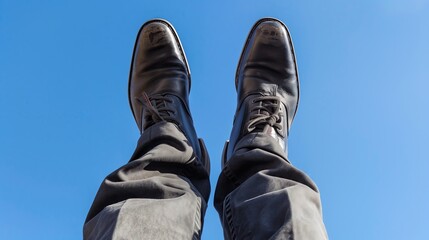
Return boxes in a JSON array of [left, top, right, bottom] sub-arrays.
[[85, 122, 210, 240], [214, 133, 327, 240], [84, 19, 210, 240], [214, 18, 328, 240]]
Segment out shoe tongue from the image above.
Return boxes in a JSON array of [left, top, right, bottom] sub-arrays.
[[139, 93, 171, 130], [246, 94, 284, 135]]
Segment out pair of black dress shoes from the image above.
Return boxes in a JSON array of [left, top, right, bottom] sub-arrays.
[[128, 18, 299, 165]]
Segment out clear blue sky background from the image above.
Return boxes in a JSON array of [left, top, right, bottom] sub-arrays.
[[1, 0, 428, 239]]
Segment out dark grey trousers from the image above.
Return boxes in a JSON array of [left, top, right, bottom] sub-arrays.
[[84, 122, 327, 239]]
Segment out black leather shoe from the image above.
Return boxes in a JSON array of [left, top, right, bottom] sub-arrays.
[[129, 19, 209, 166], [223, 18, 300, 163]]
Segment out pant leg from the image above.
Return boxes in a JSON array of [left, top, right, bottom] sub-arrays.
[[84, 122, 210, 240], [214, 133, 328, 240]]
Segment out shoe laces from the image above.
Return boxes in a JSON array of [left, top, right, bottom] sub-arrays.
[[138, 92, 176, 128], [247, 95, 283, 134]]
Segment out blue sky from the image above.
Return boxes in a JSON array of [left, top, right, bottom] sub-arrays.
[[1, 0, 428, 239]]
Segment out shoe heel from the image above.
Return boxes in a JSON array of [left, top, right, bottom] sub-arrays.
[[221, 140, 229, 168], [198, 138, 210, 174]]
